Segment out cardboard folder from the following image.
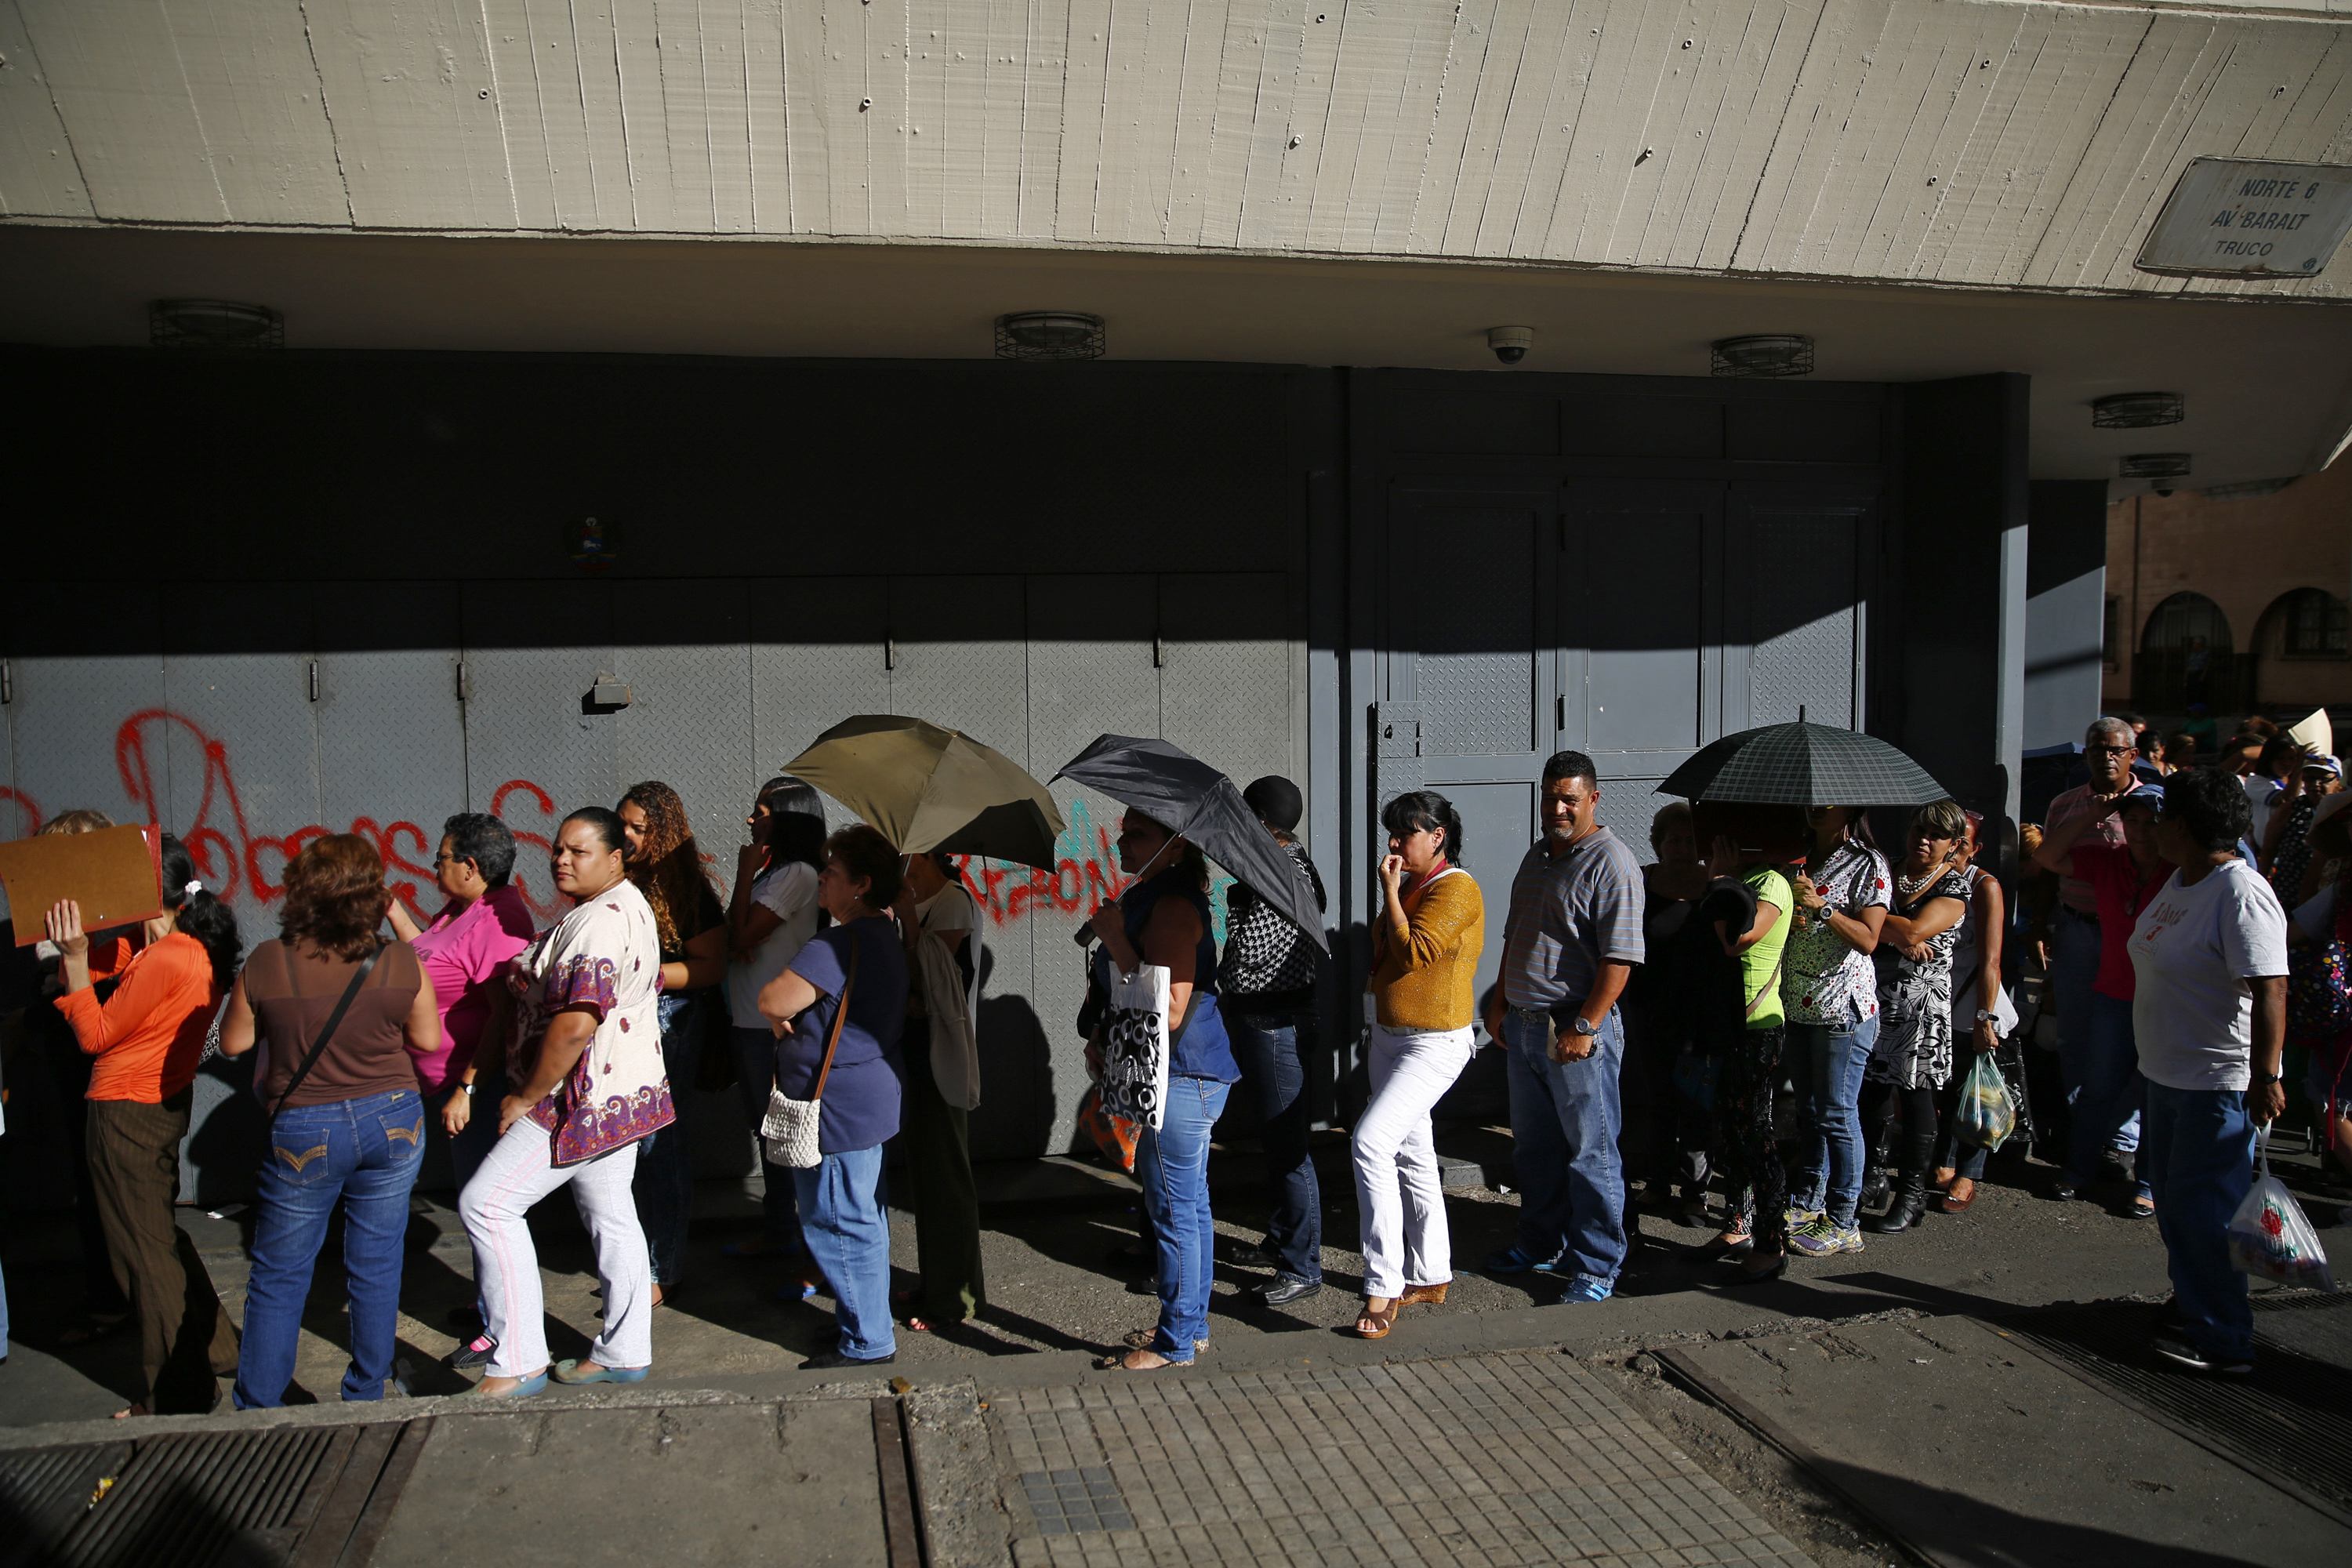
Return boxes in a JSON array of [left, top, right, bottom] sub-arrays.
[[0, 824, 165, 946]]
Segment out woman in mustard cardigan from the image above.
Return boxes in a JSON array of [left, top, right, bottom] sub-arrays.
[[1352, 791, 1486, 1339]]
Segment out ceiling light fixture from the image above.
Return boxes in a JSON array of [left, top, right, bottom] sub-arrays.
[[994, 311, 1105, 362], [1709, 334, 1814, 378], [149, 299, 283, 349], [2118, 452, 2193, 481], [2091, 391, 2185, 428]]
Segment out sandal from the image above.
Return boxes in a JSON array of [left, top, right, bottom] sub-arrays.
[[2129, 1193, 2156, 1219], [1397, 1283, 1449, 1308], [1120, 1327, 1207, 1355], [1094, 1348, 1184, 1372], [1940, 1179, 1977, 1214], [58, 1314, 132, 1348], [1353, 1298, 1399, 1339]]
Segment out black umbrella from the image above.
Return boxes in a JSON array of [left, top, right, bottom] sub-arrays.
[[1658, 717, 1947, 807], [1054, 734, 1330, 952]]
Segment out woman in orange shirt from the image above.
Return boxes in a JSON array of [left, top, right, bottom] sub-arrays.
[[47, 834, 245, 1417]]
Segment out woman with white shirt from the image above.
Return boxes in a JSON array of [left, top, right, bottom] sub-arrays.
[[724, 777, 826, 1267], [2126, 767, 2289, 1375]]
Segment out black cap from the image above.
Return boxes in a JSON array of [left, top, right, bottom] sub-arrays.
[[1243, 775, 1304, 833]]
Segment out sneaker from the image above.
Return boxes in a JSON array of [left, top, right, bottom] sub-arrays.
[[1483, 1245, 1570, 1276], [1555, 1277, 1615, 1305], [448, 1332, 498, 1370], [1786, 1218, 1864, 1258], [2152, 1330, 2252, 1375], [1784, 1207, 1824, 1232]]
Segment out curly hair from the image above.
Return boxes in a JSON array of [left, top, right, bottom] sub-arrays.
[[826, 823, 906, 908], [620, 780, 720, 954], [278, 833, 388, 962]]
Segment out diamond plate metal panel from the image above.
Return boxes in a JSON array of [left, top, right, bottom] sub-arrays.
[[1158, 573, 1293, 793], [891, 574, 1038, 1156], [318, 583, 466, 912], [616, 580, 755, 877], [616, 582, 758, 1179], [1392, 503, 1541, 759], [160, 584, 324, 904], [460, 581, 617, 924], [1025, 575, 1159, 1159], [1748, 508, 1860, 728], [1573, 500, 1712, 755], [1597, 778, 1672, 855], [750, 576, 889, 779], [5, 591, 169, 849], [889, 576, 1029, 765]]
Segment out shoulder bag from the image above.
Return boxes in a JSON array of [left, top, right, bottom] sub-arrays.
[[761, 937, 862, 1169], [268, 941, 384, 1117]]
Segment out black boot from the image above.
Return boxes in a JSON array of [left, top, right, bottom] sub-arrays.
[[1867, 1172, 1929, 1234], [1859, 1168, 1893, 1214]]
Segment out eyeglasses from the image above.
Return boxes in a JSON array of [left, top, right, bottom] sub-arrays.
[[2085, 744, 2134, 756]]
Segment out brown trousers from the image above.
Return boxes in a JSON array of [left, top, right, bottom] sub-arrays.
[[88, 1094, 240, 1413]]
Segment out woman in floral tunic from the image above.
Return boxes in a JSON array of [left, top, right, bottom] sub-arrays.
[[1777, 807, 1891, 1258], [1860, 800, 1973, 1235], [458, 807, 670, 1398]]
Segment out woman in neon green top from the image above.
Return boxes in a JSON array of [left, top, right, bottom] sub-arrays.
[[1705, 835, 1793, 1283]]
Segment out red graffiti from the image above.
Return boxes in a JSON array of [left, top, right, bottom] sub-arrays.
[[957, 813, 1131, 926], [1, 787, 42, 840], [109, 710, 570, 920], [85, 709, 1127, 930]]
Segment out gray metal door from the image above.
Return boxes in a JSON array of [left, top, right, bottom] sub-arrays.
[[317, 583, 467, 906], [1026, 575, 1158, 1159], [459, 581, 619, 920], [1559, 480, 1726, 847], [1726, 484, 1877, 732]]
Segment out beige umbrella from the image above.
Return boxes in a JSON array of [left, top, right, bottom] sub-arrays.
[[782, 715, 1066, 870]]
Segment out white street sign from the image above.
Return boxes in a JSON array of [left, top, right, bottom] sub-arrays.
[[2135, 158, 2352, 278]]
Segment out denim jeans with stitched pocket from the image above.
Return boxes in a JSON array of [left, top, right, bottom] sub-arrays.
[[234, 1087, 425, 1409], [1785, 1012, 1880, 1229], [2142, 1083, 2257, 1361], [1503, 1009, 1628, 1290], [1138, 1074, 1233, 1360], [1227, 1007, 1322, 1285], [633, 990, 704, 1285], [2054, 909, 2139, 1157], [2066, 993, 2151, 1196], [794, 1143, 895, 1363]]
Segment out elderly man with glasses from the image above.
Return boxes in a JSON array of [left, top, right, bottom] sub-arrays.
[[2043, 717, 2146, 1192]]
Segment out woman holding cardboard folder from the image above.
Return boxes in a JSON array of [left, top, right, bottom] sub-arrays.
[[45, 834, 245, 1417]]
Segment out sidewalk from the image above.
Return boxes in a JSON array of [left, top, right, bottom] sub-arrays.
[[2, 1134, 2348, 1565]]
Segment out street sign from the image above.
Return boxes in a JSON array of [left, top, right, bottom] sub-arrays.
[[2135, 158, 2352, 278]]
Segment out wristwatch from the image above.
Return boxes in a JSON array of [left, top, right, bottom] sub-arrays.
[[2252, 1072, 2281, 1086], [1974, 1010, 2000, 1025], [460, 1083, 477, 1098], [1570, 1015, 1600, 1037]]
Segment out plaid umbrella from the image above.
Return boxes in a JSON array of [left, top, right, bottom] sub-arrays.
[[1658, 720, 1947, 806]]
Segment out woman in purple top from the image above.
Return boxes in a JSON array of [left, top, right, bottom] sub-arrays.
[[758, 824, 909, 1371], [388, 813, 537, 1173]]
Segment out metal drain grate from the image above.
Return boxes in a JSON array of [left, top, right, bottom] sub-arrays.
[[2003, 1293, 2352, 1525], [0, 1419, 433, 1568], [1015, 1467, 1134, 1535]]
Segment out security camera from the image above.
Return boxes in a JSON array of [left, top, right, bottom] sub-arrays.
[[1487, 325, 1532, 365]]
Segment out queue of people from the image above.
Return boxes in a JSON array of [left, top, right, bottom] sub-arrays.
[[9, 702, 2343, 1403]]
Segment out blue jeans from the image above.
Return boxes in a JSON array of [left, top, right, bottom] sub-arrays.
[[732, 1026, 806, 1250], [1786, 1012, 1879, 1229], [233, 1088, 426, 1408], [2067, 994, 2151, 1196], [2054, 909, 2139, 1157], [1503, 1009, 1627, 1288], [794, 1143, 894, 1362], [633, 991, 704, 1285], [1227, 1007, 1322, 1284], [2142, 1083, 2256, 1361], [1138, 1075, 1232, 1361]]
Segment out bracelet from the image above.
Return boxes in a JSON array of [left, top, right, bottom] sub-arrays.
[[2251, 1073, 2280, 1087]]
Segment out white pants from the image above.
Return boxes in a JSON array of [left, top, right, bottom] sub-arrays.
[[1352, 1022, 1476, 1299], [459, 1120, 652, 1377]]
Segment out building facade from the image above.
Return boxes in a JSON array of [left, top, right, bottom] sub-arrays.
[[5, 0, 2352, 1198]]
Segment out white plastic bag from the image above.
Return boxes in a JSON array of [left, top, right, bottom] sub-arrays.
[[2227, 1127, 2335, 1290], [1954, 1054, 2018, 1151], [1094, 956, 1172, 1134]]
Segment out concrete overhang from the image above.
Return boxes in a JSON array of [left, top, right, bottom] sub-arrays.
[[3, 223, 2350, 493]]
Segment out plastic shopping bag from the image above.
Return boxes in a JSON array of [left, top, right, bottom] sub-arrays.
[[1954, 1053, 2018, 1151], [2227, 1127, 2336, 1290]]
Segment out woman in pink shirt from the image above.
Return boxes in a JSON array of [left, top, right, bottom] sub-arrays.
[[388, 813, 536, 1179]]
